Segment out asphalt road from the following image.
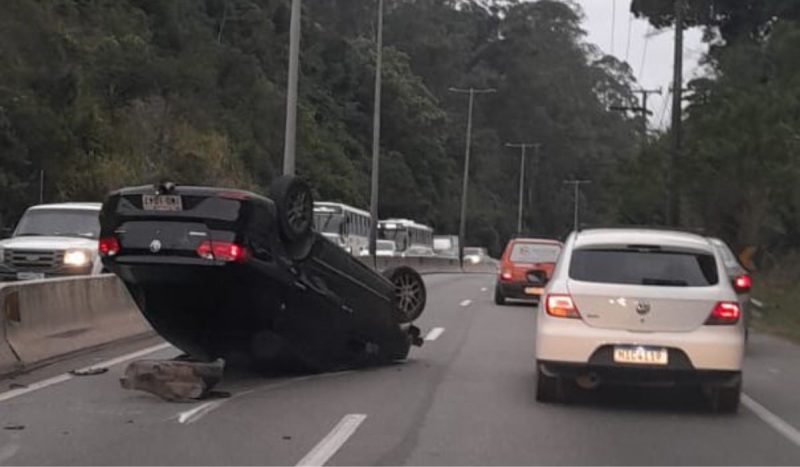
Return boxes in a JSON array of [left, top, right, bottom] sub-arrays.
[[1, 273, 799, 465]]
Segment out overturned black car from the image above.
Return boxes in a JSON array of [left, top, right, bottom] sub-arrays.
[[99, 177, 426, 371]]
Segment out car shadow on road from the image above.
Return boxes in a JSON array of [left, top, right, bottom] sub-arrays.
[[536, 380, 729, 416]]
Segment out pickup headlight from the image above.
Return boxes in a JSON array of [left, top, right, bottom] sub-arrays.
[[64, 249, 91, 267]]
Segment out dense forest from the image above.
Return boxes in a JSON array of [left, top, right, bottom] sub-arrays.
[[1, 0, 798, 260]]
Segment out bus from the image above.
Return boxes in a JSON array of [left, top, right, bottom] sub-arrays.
[[313, 202, 371, 255], [378, 219, 434, 254]]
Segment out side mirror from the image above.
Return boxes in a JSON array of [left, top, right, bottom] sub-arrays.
[[733, 274, 752, 294]]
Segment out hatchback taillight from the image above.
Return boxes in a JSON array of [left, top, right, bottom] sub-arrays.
[[500, 269, 513, 281], [98, 237, 120, 257], [705, 301, 741, 325], [733, 274, 752, 294], [545, 294, 581, 319], [196, 241, 248, 263]]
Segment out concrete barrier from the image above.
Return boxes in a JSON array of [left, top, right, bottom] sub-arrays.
[[0, 285, 22, 376], [1, 275, 151, 370]]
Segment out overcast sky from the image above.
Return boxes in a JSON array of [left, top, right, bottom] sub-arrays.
[[573, 0, 707, 128]]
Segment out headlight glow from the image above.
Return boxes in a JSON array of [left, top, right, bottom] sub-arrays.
[[64, 250, 91, 267]]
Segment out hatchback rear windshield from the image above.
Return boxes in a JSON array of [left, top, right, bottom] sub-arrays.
[[569, 248, 718, 286], [509, 243, 561, 263]]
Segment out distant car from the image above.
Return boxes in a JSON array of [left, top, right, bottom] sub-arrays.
[[536, 229, 745, 412], [433, 235, 459, 259], [358, 240, 398, 257], [463, 247, 488, 264], [0, 203, 104, 281], [403, 245, 436, 257], [495, 238, 562, 305], [99, 177, 426, 371], [708, 237, 752, 339]]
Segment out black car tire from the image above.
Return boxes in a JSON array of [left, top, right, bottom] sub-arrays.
[[382, 266, 426, 324], [269, 176, 313, 243], [494, 286, 506, 305], [536, 367, 561, 403], [708, 380, 741, 413]]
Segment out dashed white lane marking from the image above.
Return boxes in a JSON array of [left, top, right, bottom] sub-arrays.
[[296, 414, 367, 466], [742, 393, 800, 448], [424, 327, 445, 341], [481, 287, 488, 292], [0, 444, 20, 464], [0, 343, 172, 403], [460, 299, 472, 307], [175, 370, 356, 425]]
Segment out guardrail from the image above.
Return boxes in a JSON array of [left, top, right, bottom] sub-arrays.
[[357, 255, 499, 275], [0, 275, 151, 376]]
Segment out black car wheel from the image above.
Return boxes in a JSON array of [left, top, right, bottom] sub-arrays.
[[383, 266, 426, 323], [270, 176, 313, 243], [494, 286, 506, 305], [707, 380, 741, 413]]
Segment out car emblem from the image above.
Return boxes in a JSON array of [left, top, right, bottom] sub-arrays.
[[27, 255, 39, 261], [636, 301, 651, 315], [149, 239, 162, 253]]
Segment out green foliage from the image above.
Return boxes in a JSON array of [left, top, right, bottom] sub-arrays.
[[0, 0, 643, 256]]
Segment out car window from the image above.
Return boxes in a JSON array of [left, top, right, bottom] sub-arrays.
[[14, 209, 100, 239], [569, 248, 719, 286], [509, 243, 560, 263]]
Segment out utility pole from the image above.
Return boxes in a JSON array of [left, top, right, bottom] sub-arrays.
[[282, 0, 301, 176], [368, 0, 384, 265], [667, 0, 684, 226], [505, 142, 542, 234], [448, 87, 496, 268], [563, 180, 592, 232], [609, 88, 661, 145]]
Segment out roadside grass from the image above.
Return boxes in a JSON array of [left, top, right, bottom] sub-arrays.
[[751, 254, 800, 344]]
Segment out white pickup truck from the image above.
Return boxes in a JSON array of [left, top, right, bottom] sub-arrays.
[[0, 203, 103, 281]]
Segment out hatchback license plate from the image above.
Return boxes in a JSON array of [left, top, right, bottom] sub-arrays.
[[613, 346, 668, 365], [143, 195, 182, 212], [524, 287, 544, 296]]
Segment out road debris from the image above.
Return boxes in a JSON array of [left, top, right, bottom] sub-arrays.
[[70, 367, 109, 376], [120, 358, 225, 402]]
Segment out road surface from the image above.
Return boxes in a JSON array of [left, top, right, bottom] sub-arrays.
[[1, 273, 799, 465]]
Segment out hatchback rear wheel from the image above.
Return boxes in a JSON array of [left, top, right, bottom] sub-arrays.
[[707, 380, 741, 413], [494, 286, 506, 306]]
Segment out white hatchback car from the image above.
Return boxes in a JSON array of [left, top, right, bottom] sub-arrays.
[[535, 228, 745, 412]]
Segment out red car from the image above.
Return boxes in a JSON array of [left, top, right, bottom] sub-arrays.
[[495, 238, 562, 305]]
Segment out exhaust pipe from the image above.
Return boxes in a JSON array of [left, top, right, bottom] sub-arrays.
[[576, 372, 600, 390]]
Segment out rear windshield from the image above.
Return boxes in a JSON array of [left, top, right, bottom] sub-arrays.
[[509, 243, 561, 263], [569, 248, 718, 286]]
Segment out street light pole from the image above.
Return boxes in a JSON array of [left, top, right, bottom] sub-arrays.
[[282, 0, 302, 176], [368, 0, 384, 266], [505, 142, 542, 234], [449, 87, 496, 268], [563, 180, 592, 232]]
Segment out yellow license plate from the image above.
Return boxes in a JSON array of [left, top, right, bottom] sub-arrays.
[[613, 346, 669, 365], [524, 287, 544, 295]]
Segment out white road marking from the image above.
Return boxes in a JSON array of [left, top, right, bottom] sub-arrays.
[[296, 414, 367, 466], [424, 327, 445, 341], [481, 287, 488, 292], [177, 400, 223, 424], [175, 370, 356, 425], [0, 343, 172, 403], [0, 444, 20, 464], [460, 299, 472, 307], [742, 393, 800, 448]]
